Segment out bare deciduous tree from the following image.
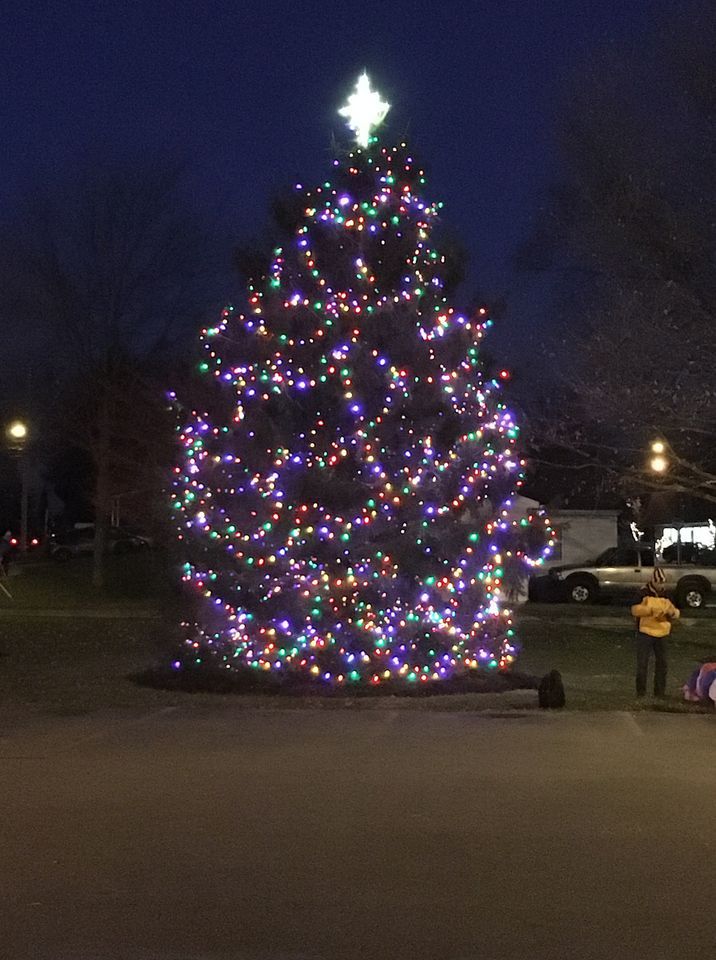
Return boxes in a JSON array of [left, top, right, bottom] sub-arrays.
[[521, 10, 716, 503], [0, 161, 219, 585]]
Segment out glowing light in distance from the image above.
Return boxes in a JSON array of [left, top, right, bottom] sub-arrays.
[[7, 421, 28, 441]]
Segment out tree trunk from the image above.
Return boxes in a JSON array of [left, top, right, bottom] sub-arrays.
[[92, 390, 111, 589]]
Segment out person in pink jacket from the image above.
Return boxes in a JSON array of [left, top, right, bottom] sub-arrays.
[[630, 567, 680, 698]]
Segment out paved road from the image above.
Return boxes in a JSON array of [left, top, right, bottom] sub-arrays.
[[1, 707, 714, 960]]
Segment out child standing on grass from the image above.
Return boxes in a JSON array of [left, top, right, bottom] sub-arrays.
[[630, 567, 680, 698]]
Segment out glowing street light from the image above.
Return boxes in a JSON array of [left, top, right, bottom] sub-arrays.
[[7, 420, 28, 443], [648, 439, 669, 474]]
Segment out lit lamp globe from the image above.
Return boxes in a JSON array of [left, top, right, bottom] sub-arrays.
[[7, 421, 28, 442], [650, 454, 668, 473]]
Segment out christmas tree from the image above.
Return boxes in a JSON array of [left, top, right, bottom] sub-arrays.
[[171, 74, 553, 687]]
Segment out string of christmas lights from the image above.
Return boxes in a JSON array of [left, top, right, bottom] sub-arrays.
[[171, 105, 553, 687]]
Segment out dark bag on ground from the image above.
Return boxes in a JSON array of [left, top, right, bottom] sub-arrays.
[[538, 670, 566, 709]]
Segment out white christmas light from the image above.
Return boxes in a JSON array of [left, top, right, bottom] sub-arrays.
[[339, 72, 390, 147]]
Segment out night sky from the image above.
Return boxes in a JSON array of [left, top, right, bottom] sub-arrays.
[[2, 0, 674, 369]]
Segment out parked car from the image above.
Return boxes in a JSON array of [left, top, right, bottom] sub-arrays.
[[529, 545, 716, 609], [50, 526, 152, 561]]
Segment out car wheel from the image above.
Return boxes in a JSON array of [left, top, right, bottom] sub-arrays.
[[53, 547, 72, 562], [676, 581, 708, 609], [565, 575, 598, 604]]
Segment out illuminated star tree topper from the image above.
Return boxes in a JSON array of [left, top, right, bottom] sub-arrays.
[[339, 72, 390, 147]]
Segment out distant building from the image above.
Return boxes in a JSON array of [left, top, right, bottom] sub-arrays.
[[543, 509, 619, 569]]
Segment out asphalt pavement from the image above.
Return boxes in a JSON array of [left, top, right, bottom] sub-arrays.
[[1, 706, 714, 960]]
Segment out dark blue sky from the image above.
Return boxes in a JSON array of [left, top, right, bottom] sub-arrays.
[[2, 0, 673, 365]]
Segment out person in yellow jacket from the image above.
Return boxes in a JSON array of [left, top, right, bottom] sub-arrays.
[[630, 567, 680, 698]]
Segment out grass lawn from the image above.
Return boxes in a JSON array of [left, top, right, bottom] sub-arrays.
[[518, 614, 715, 711], [0, 553, 176, 613], [1, 599, 714, 722]]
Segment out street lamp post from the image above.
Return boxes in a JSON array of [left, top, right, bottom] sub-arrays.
[[6, 420, 29, 553], [647, 436, 687, 558]]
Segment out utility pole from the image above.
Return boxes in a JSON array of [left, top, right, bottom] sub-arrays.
[[20, 458, 29, 553]]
